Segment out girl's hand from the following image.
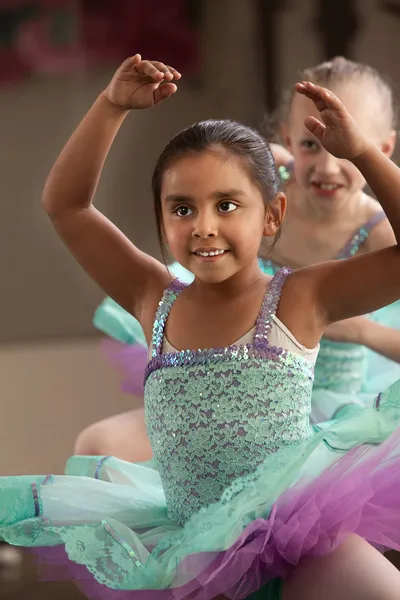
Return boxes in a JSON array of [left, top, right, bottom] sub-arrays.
[[295, 82, 370, 160], [103, 54, 181, 111]]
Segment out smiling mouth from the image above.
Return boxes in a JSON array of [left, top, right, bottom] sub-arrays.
[[192, 249, 228, 258], [311, 182, 343, 191]]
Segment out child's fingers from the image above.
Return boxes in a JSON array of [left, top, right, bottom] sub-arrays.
[[154, 83, 178, 105], [296, 81, 340, 110], [126, 56, 181, 81], [136, 60, 165, 81], [130, 54, 142, 65], [149, 62, 181, 81], [294, 83, 323, 111], [295, 82, 324, 102], [118, 54, 141, 71], [165, 65, 182, 80], [304, 115, 326, 140], [149, 61, 176, 81]]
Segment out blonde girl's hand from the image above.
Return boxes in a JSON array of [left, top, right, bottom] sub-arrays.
[[295, 81, 371, 160], [103, 54, 181, 111]]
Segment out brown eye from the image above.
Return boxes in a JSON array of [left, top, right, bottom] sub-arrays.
[[174, 206, 193, 216], [219, 201, 237, 213]]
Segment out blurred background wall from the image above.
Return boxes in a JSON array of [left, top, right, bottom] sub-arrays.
[[0, 0, 399, 475]]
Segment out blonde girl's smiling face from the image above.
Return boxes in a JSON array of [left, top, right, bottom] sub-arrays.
[[285, 80, 396, 210], [160, 149, 284, 283]]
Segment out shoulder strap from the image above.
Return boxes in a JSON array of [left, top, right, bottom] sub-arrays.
[[150, 279, 187, 357], [336, 211, 386, 259], [253, 267, 292, 346]]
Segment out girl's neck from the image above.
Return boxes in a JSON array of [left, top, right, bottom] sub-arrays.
[[187, 262, 268, 302]]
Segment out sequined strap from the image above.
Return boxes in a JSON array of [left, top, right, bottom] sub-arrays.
[[151, 279, 187, 357], [253, 267, 292, 346], [150, 269, 292, 355], [336, 211, 386, 259]]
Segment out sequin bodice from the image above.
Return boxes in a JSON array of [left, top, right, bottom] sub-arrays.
[[144, 268, 314, 525], [260, 211, 385, 393]]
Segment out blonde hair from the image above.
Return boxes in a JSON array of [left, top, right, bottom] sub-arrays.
[[265, 56, 397, 140]]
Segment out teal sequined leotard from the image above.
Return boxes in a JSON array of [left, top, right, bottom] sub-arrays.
[[144, 270, 314, 525]]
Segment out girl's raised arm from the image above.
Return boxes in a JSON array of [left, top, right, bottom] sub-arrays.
[[294, 83, 400, 330], [43, 55, 180, 318]]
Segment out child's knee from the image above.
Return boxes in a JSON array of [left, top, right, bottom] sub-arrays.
[[74, 421, 106, 455], [283, 535, 400, 600], [73, 411, 152, 462]]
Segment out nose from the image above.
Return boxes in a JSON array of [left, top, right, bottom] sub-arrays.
[[192, 210, 218, 238], [315, 149, 341, 176]]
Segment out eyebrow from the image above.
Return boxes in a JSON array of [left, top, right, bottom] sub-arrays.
[[163, 189, 247, 203]]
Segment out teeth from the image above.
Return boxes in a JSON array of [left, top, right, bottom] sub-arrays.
[[318, 183, 339, 190], [196, 249, 225, 257]]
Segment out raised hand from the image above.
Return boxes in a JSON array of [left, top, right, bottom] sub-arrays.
[[103, 54, 181, 111], [295, 82, 370, 160]]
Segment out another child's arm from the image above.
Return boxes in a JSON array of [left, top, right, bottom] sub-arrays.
[[291, 83, 400, 335], [42, 55, 180, 318], [324, 318, 400, 364]]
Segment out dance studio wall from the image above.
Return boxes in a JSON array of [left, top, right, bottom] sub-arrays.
[[0, 0, 265, 474]]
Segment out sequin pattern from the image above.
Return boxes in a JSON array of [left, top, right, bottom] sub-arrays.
[[314, 339, 366, 392], [144, 268, 314, 525], [336, 211, 386, 259]]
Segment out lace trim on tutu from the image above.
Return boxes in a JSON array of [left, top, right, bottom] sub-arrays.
[[4, 380, 400, 599]]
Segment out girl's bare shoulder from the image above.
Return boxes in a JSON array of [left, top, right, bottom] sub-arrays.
[[362, 194, 395, 251]]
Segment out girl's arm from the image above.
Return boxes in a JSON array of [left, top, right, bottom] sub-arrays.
[[42, 55, 180, 318], [324, 317, 400, 364], [289, 83, 400, 335]]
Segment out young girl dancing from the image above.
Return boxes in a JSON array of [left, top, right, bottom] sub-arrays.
[[78, 57, 400, 460], [2, 54, 400, 600]]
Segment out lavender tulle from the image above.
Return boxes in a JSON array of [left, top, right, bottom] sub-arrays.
[[102, 340, 148, 396], [30, 426, 400, 600]]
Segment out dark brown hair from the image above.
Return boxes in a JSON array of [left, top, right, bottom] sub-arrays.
[[151, 119, 282, 257]]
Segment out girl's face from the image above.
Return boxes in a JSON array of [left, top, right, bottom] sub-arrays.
[[284, 81, 396, 211], [160, 150, 285, 283]]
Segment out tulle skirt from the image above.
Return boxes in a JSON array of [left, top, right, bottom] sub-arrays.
[[2, 378, 400, 599]]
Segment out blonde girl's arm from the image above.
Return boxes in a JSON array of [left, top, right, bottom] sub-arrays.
[[324, 317, 400, 364]]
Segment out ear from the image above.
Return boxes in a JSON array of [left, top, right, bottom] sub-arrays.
[[263, 192, 287, 238], [280, 122, 293, 153], [380, 130, 397, 158]]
